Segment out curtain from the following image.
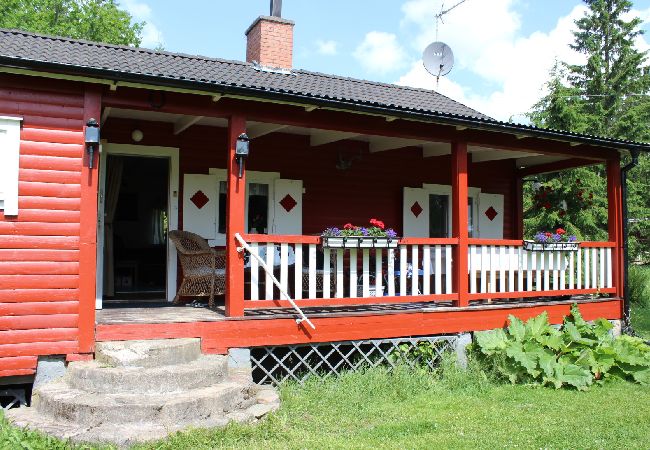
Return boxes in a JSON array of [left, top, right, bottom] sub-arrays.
[[103, 157, 124, 297]]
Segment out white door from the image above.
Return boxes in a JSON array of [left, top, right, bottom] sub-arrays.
[[403, 187, 429, 237], [183, 174, 218, 239], [478, 193, 504, 239], [272, 178, 303, 235]]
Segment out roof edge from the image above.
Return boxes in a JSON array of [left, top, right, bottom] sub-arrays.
[[1, 56, 648, 153]]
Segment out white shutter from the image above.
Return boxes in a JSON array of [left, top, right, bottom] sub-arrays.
[[182, 174, 217, 239], [273, 178, 302, 235], [478, 193, 504, 239], [403, 187, 429, 237], [0, 117, 21, 215]]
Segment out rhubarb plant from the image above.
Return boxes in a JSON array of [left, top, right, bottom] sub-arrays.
[[472, 304, 650, 390]]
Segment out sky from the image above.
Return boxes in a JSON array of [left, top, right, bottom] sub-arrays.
[[120, 0, 650, 122]]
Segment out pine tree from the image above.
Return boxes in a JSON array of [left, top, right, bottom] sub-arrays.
[[528, 0, 650, 262]]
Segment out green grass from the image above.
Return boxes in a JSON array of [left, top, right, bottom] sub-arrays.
[[2, 362, 650, 449], [630, 265, 650, 339]]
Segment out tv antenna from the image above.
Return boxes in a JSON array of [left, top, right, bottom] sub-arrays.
[[423, 0, 468, 87]]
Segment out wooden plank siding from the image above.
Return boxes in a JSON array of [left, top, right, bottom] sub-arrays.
[[0, 76, 87, 376]]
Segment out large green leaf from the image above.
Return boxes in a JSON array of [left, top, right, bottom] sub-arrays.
[[506, 341, 540, 377], [557, 363, 593, 390], [525, 311, 550, 339], [507, 315, 526, 342], [591, 318, 613, 340], [537, 330, 563, 351], [631, 368, 650, 385], [474, 329, 509, 355]]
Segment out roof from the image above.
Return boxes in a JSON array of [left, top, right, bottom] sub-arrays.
[[0, 28, 648, 152]]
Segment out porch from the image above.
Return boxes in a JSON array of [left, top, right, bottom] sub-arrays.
[[96, 86, 625, 347], [94, 297, 622, 352]]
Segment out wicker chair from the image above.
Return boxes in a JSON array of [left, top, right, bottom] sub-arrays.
[[168, 230, 225, 308], [301, 250, 337, 297]]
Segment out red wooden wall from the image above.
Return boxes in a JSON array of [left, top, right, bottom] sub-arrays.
[[103, 119, 517, 238], [0, 76, 89, 377]]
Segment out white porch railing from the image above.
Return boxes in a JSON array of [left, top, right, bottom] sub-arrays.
[[239, 235, 616, 308], [241, 235, 456, 307], [467, 239, 615, 298]]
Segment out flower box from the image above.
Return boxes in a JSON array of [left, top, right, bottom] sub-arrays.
[[523, 240, 580, 252], [322, 236, 398, 249]]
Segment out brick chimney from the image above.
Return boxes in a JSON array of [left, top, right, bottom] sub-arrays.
[[245, 15, 295, 70]]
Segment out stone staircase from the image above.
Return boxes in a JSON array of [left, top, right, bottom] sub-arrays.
[[6, 338, 279, 447]]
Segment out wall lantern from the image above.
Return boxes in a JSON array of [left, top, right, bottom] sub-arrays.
[[84, 118, 100, 169], [235, 133, 250, 178]]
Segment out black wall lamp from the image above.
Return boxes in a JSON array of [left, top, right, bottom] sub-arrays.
[[84, 118, 100, 169], [235, 133, 250, 178]]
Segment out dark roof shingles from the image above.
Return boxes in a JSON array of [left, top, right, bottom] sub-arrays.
[[0, 29, 488, 119]]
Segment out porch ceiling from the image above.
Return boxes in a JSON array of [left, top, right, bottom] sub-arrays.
[[103, 108, 568, 168]]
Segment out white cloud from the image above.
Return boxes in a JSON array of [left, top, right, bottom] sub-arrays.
[[396, 1, 589, 121], [396, 1, 650, 122], [354, 31, 407, 74], [120, 0, 164, 48], [316, 39, 338, 56]]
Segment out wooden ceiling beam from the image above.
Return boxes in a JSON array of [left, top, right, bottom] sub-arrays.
[[173, 115, 203, 135]]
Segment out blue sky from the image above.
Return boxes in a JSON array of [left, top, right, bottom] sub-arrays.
[[121, 0, 650, 121]]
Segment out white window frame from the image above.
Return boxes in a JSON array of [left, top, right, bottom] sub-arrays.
[[208, 168, 280, 246], [422, 183, 481, 238], [0, 116, 22, 215]]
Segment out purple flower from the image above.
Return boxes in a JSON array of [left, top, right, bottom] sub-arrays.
[[322, 227, 341, 237], [534, 232, 548, 243], [360, 227, 369, 236], [386, 229, 397, 239], [568, 235, 577, 242], [552, 233, 562, 242]]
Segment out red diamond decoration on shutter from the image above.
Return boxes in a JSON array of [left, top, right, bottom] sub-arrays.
[[190, 190, 209, 210], [279, 194, 297, 213], [411, 201, 423, 218], [484, 206, 498, 221]]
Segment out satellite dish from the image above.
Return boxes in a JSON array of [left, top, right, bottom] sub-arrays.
[[423, 41, 455, 78]]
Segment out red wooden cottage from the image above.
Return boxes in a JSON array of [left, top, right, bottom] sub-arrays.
[[0, 11, 648, 383]]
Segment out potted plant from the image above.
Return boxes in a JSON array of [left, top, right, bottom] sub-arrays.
[[321, 219, 399, 248], [523, 228, 579, 251]]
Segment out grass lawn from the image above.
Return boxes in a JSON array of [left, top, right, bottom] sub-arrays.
[[2, 365, 649, 449]]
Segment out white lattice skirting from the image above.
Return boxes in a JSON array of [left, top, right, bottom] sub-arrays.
[[251, 335, 459, 385]]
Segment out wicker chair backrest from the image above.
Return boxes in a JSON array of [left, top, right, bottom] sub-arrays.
[[169, 230, 211, 254]]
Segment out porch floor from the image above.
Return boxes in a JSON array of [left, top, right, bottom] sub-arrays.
[[95, 295, 611, 325]]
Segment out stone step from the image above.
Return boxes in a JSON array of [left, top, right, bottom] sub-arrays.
[[7, 391, 280, 447], [95, 338, 201, 368], [33, 380, 255, 427], [65, 355, 228, 394]]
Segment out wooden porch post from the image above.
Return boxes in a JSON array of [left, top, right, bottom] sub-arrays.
[[78, 87, 102, 355], [452, 142, 469, 307], [225, 115, 247, 317], [606, 157, 623, 298]]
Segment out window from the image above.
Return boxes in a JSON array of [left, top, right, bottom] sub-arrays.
[[423, 184, 479, 238], [247, 183, 269, 233], [0, 116, 21, 215], [429, 194, 449, 237], [217, 181, 227, 234], [208, 169, 279, 244]]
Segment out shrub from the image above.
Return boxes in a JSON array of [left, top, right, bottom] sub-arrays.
[[628, 265, 650, 306], [471, 304, 650, 390]]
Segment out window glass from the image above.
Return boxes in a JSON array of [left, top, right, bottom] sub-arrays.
[[429, 194, 448, 238], [468, 197, 474, 237], [248, 183, 269, 233], [218, 181, 227, 234]]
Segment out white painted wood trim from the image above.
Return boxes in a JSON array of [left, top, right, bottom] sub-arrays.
[[98, 143, 180, 305]]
